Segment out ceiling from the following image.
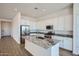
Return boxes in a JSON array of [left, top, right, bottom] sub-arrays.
[[0, 3, 72, 19]]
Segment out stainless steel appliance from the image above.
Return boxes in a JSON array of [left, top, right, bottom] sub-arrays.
[[20, 25, 30, 44]]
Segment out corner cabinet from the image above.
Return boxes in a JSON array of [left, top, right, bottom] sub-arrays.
[[52, 36, 72, 51]]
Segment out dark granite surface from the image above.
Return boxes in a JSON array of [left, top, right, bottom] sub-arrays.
[[54, 34, 73, 38], [30, 32, 73, 38], [23, 36, 60, 49]]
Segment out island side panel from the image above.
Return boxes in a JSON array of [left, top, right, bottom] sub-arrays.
[[25, 39, 60, 56], [25, 39, 51, 56], [51, 43, 59, 56]]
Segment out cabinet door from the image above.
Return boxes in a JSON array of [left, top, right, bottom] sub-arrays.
[[53, 18, 58, 30], [53, 36, 72, 51], [63, 38, 72, 51], [64, 15, 73, 31], [57, 17, 64, 30]]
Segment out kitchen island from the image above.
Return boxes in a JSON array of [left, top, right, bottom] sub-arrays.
[[22, 36, 60, 56]]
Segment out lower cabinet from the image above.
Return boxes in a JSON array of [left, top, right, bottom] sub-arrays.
[[63, 37, 72, 51], [52, 36, 72, 51]]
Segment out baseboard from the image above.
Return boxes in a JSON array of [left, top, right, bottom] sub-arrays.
[[60, 48, 79, 56], [1, 35, 11, 37], [11, 37, 20, 44], [60, 48, 72, 52]]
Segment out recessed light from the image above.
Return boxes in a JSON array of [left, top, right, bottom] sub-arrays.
[[14, 8, 17, 12], [42, 9, 46, 11]]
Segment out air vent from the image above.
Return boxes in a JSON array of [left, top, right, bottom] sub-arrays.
[[34, 7, 38, 10]]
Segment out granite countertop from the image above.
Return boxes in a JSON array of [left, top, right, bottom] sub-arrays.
[[53, 34, 73, 38], [30, 32, 73, 38], [22, 36, 60, 49]]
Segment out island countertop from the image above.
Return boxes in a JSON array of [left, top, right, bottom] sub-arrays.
[[22, 36, 60, 49]]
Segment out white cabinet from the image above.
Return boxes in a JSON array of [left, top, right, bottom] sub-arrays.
[[53, 15, 73, 31], [63, 37, 72, 51], [57, 17, 65, 30], [51, 43, 60, 56], [53, 36, 72, 51], [53, 18, 58, 30], [64, 15, 73, 31]]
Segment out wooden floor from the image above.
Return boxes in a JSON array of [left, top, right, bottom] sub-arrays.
[[0, 36, 32, 56], [0, 36, 73, 56], [59, 48, 73, 56]]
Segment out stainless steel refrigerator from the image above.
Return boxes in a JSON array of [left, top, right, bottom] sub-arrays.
[[20, 25, 30, 44]]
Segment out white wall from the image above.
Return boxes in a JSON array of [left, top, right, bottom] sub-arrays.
[[73, 4, 79, 55], [12, 12, 21, 44], [21, 16, 37, 31], [36, 7, 73, 32], [11, 13, 36, 44]]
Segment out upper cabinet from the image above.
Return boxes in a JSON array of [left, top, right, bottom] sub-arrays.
[[57, 17, 65, 30], [36, 8, 73, 31], [53, 18, 58, 30], [53, 15, 73, 31], [64, 15, 73, 31]]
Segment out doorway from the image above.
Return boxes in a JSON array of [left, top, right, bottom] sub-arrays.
[[20, 25, 30, 47], [1, 21, 12, 38]]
